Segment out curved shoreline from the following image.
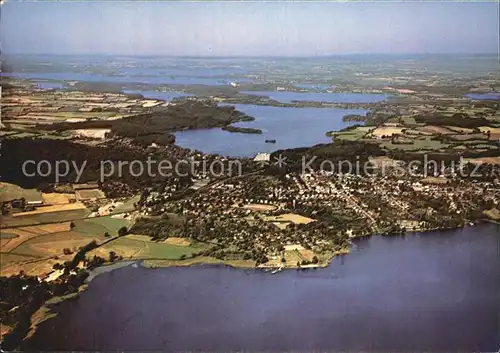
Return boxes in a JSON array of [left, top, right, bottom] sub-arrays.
[[90, 221, 497, 275], [19, 221, 499, 349]]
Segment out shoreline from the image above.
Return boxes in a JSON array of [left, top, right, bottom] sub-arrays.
[[18, 221, 499, 348], [86, 260, 137, 282], [90, 221, 498, 274]]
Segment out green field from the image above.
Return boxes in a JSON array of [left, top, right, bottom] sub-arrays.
[[0, 131, 19, 136], [141, 241, 201, 259], [21, 209, 91, 224], [37, 133, 73, 140], [380, 137, 449, 151], [110, 195, 140, 214], [143, 256, 256, 269], [5, 132, 40, 139], [1, 208, 91, 228], [328, 126, 374, 141], [400, 116, 417, 125], [96, 236, 207, 260], [0, 216, 39, 228], [73, 216, 130, 237], [0, 183, 42, 203]]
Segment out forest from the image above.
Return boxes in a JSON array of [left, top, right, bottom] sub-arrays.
[[38, 100, 256, 146]]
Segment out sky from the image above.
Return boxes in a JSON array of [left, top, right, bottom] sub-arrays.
[[1, 1, 499, 56]]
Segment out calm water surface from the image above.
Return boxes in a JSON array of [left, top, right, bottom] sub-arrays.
[[35, 81, 64, 90], [174, 105, 366, 157], [240, 91, 386, 103], [27, 224, 500, 351], [465, 93, 500, 101]]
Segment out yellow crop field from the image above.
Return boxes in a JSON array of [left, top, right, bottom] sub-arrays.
[[42, 193, 76, 205], [372, 126, 405, 138], [445, 126, 474, 134], [478, 126, 500, 134], [464, 157, 500, 165], [243, 204, 277, 212], [164, 237, 191, 246], [418, 125, 454, 135], [421, 177, 449, 185], [269, 213, 315, 224], [12, 202, 86, 217], [298, 249, 314, 262]]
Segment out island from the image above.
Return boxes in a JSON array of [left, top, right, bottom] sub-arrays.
[[221, 126, 263, 134]]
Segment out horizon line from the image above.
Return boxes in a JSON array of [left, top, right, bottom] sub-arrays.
[[3, 52, 499, 58]]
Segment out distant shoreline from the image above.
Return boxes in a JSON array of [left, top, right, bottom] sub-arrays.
[[91, 221, 498, 274]]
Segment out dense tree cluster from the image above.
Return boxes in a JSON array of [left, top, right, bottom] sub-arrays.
[[415, 112, 495, 129], [0, 271, 89, 351], [269, 140, 385, 174], [0, 136, 256, 193], [35, 100, 255, 147]]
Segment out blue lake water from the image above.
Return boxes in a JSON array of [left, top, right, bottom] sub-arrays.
[[123, 90, 193, 101], [35, 81, 64, 90], [465, 93, 500, 101], [26, 224, 500, 351], [119, 66, 250, 77], [240, 91, 386, 103], [174, 104, 366, 157]]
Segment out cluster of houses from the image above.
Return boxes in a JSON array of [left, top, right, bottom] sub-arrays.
[[1, 188, 44, 214]]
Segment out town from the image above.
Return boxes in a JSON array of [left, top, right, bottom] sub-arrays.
[[1, 66, 499, 349]]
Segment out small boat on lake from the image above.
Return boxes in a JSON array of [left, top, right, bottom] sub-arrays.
[[265, 139, 276, 143], [271, 266, 283, 274]]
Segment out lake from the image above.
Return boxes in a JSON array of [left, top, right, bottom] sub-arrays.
[[25, 224, 500, 351], [465, 93, 500, 101], [240, 91, 386, 104], [174, 105, 367, 157], [35, 81, 64, 90]]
